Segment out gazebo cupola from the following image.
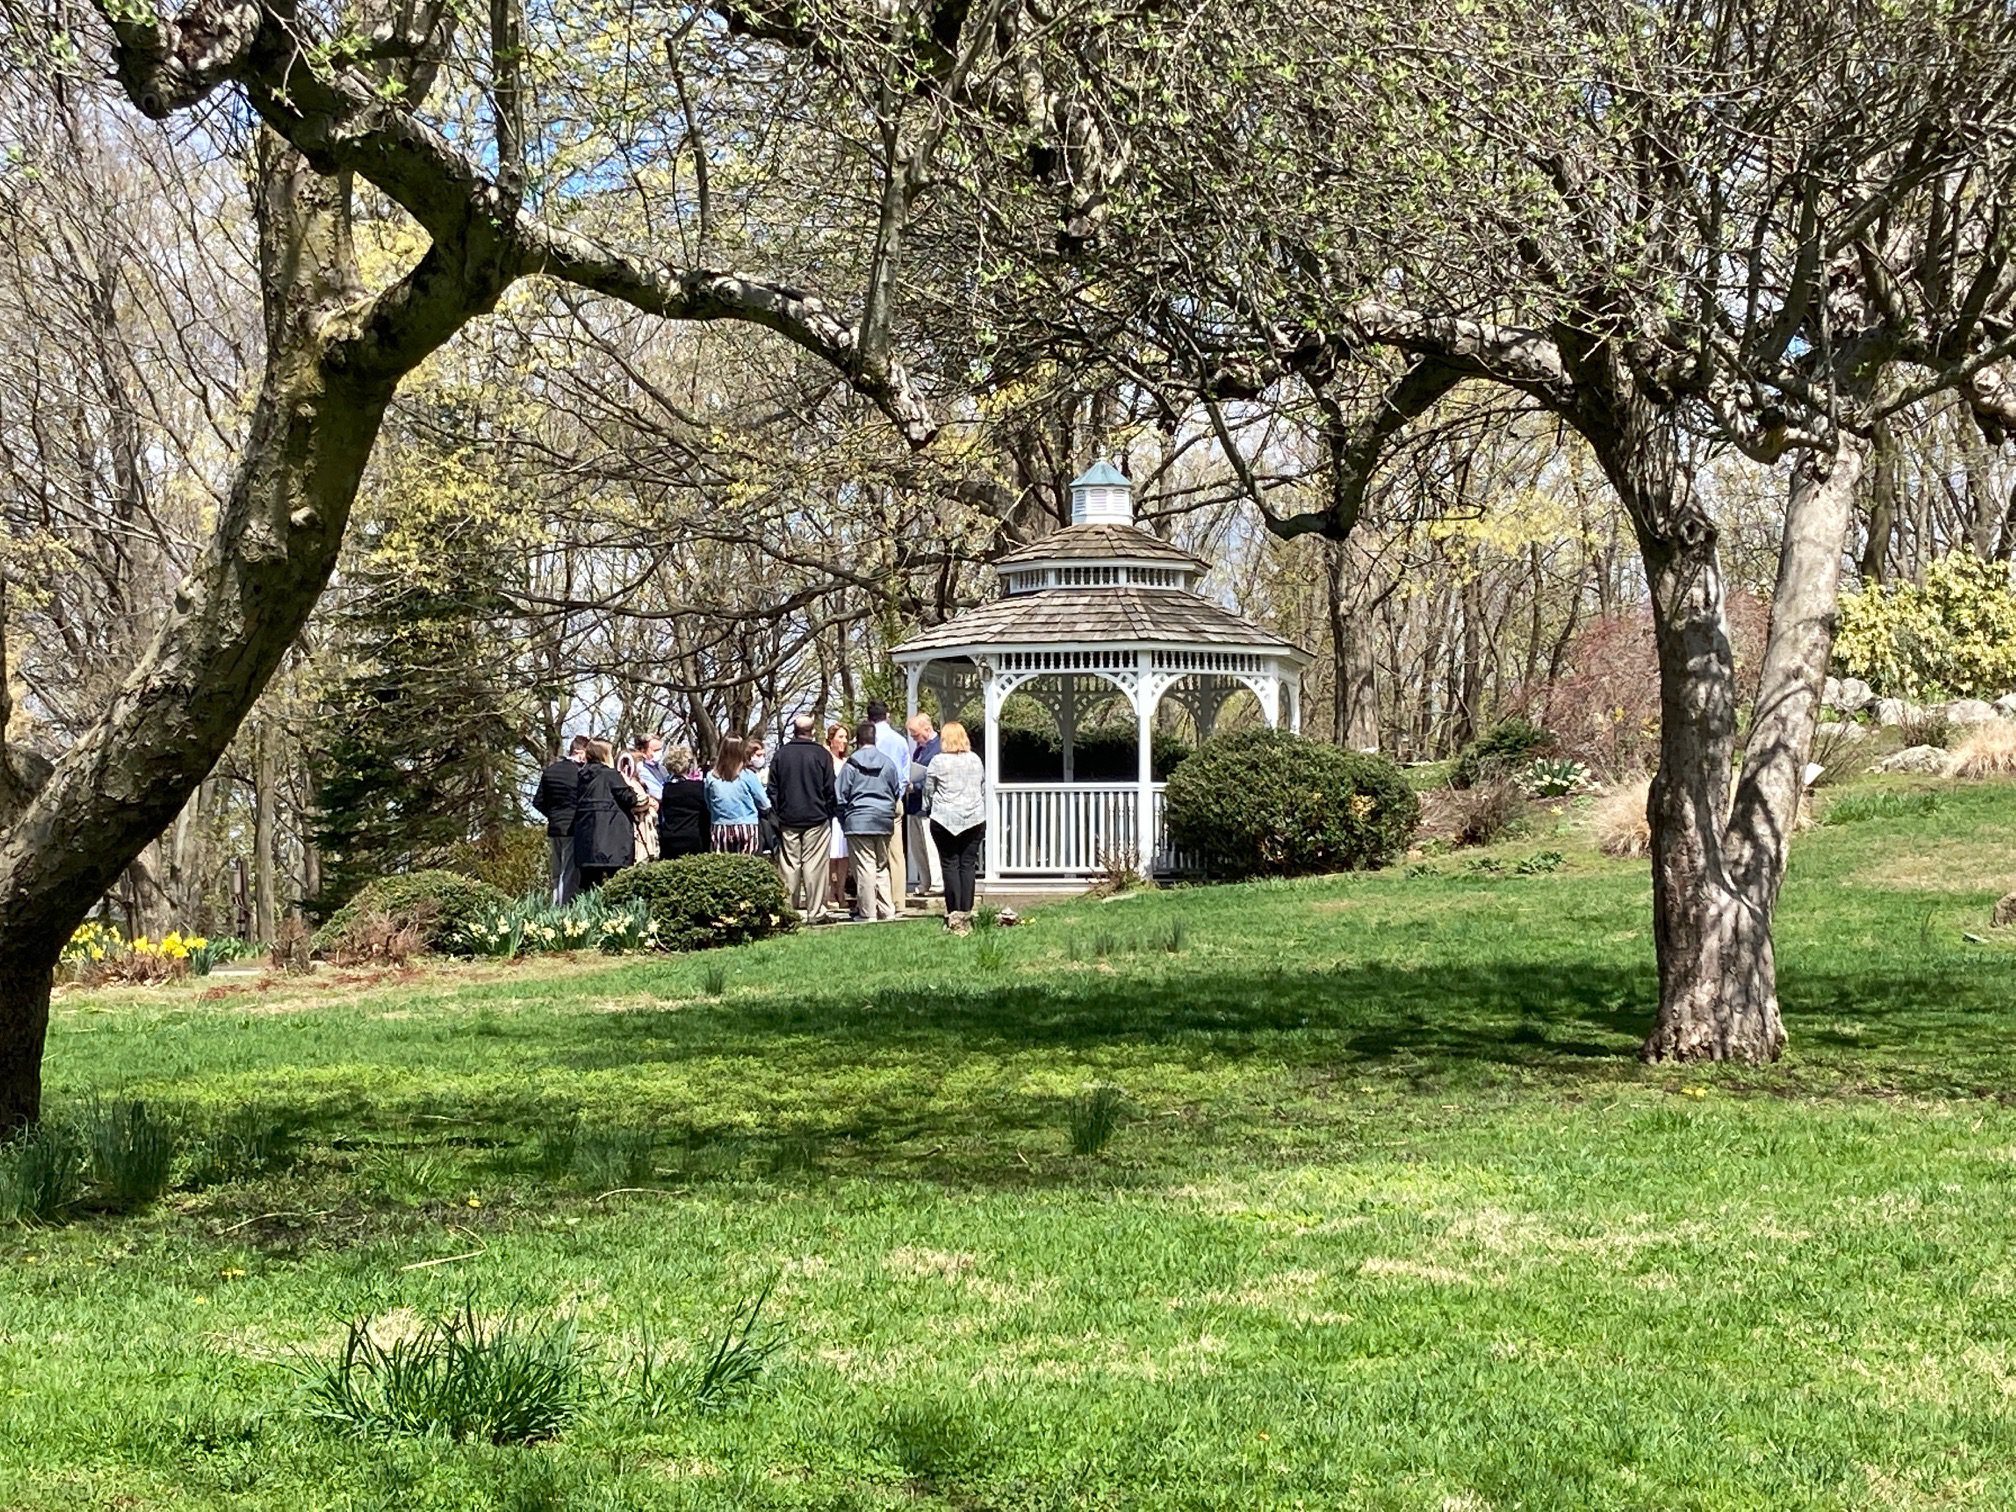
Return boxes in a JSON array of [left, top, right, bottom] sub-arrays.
[[894, 462, 1313, 882]]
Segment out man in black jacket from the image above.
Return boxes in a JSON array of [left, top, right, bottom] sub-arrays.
[[770, 713, 838, 919], [532, 735, 590, 904]]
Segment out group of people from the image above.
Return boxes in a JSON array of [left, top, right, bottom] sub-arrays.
[[531, 701, 990, 931]]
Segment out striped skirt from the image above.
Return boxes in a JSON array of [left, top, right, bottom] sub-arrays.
[[711, 823, 761, 855]]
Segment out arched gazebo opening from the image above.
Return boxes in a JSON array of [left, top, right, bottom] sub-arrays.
[[895, 464, 1312, 882]]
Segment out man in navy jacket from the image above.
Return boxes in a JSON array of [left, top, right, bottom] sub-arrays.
[[770, 714, 839, 918]]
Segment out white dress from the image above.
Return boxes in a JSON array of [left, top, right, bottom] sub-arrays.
[[829, 752, 849, 858]]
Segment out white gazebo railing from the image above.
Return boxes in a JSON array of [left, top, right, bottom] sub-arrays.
[[992, 783, 1139, 875], [990, 783, 1198, 876]]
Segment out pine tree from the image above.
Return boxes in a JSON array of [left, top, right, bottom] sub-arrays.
[[310, 512, 525, 911]]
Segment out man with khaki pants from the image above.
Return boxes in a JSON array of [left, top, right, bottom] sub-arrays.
[[837, 717, 903, 921], [769, 714, 837, 919]]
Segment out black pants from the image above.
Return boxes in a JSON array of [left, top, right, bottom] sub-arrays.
[[578, 864, 623, 892], [931, 822, 985, 912]]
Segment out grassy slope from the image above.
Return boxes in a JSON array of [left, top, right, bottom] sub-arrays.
[[4, 778, 2015, 1510]]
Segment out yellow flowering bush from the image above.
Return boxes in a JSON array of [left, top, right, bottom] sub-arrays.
[[1835, 552, 2016, 700]]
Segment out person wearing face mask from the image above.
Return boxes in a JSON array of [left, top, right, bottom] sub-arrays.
[[655, 744, 710, 859], [618, 732, 664, 863]]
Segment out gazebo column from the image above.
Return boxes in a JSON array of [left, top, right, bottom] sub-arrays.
[[905, 661, 924, 724], [1060, 676, 1078, 782], [1134, 652, 1155, 871], [982, 666, 1004, 884], [1285, 669, 1303, 734]]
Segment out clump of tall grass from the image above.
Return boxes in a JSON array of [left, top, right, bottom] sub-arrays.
[[573, 1126, 660, 1190], [973, 927, 1009, 970], [186, 1108, 300, 1186], [83, 1099, 178, 1211], [1591, 778, 1652, 859], [689, 1276, 783, 1413], [302, 1299, 585, 1445], [1952, 719, 2016, 779], [1067, 1083, 1125, 1156], [1820, 789, 1944, 826], [0, 1121, 86, 1223], [628, 1276, 786, 1420]]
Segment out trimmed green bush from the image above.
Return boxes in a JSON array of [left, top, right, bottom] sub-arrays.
[[598, 854, 797, 952], [1163, 729, 1418, 878], [444, 826, 551, 900], [1452, 718, 1554, 790], [311, 870, 511, 957]]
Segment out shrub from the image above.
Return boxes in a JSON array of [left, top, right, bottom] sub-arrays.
[[444, 826, 550, 900], [1952, 719, 2016, 779], [599, 855, 796, 952], [303, 1300, 585, 1444], [1088, 843, 1153, 896], [1448, 779, 1525, 847], [1161, 729, 1418, 879], [1898, 706, 1955, 751], [328, 908, 433, 968], [1517, 593, 1770, 782], [270, 915, 314, 975], [1835, 549, 2016, 700], [1452, 718, 1554, 790], [312, 870, 510, 957], [1592, 779, 1652, 859]]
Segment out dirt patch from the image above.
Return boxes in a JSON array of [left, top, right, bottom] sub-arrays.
[[1357, 1256, 1478, 1286], [883, 1246, 980, 1282]]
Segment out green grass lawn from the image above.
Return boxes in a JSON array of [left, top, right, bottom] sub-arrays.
[[5, 778, 2016, 1510]]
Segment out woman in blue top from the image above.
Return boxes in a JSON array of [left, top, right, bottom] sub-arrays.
[[704, 736, 771, 854]]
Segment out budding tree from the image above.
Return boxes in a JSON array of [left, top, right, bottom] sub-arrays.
[[0, 0, 962, 1129]]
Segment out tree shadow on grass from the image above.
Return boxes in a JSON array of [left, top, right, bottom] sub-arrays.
[[557, 958, 1655, 1079], [134, 945, 2016, 1213]]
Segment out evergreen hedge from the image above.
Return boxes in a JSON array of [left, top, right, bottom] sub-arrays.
[[1451, 718, 1554, 790], [1163, 729, 1418, 878], [310, 870, 511, 957], [598, 854, 797, 952]]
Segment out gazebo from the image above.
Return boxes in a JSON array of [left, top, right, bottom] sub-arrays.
[[894, 462, 1313, 882]]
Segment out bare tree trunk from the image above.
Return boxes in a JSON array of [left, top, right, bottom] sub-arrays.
[[1858, 420, 1897, 584], [1324, 538, 1379, 750], [1633, 427, 1865, 1062], [254, 718, 279, 945], [1454, 564, 1485, 748]]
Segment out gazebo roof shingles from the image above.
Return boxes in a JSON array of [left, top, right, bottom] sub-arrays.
[[995, 523, 1208, 571], [896, 587, 1311, 659]]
